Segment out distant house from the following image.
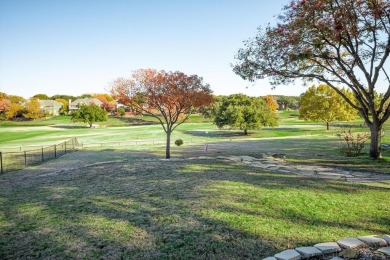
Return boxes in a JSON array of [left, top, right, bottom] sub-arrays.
[[69, 98, 103, 112], [39, 100, 63, 116]]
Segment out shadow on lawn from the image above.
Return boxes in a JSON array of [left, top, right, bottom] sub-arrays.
[[0, 149, 389, 259], [184, 130, 247, 139], [117, 117, 156, 125]]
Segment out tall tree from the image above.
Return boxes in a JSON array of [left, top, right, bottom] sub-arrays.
[[71, 104, 107, 128], [8, 95, 25, 104], [93, 93, 115, 102], [0, 99, 11, 114], [6, 103, 23, 120], [51, 94, 77, 101], [94, 95, 116, 112], [233, 0, 390, 159], [299, 84, 358, 130], [262, 95, 278, 112], [23, 99, 42, 120], [110, 69, 213, 159], [0, 92, 8, 100], [276, 96, 300, 110], [32, 94, 50, 100], [55, 98, 69, 114], [214, 94, 279, 135]]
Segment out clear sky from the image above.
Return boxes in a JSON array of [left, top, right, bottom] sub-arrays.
[[0, 0, 309, 99]]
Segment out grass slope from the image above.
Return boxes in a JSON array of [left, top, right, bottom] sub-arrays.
[[0, 150, 388, 259]]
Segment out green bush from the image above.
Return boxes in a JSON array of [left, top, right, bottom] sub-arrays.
[[174, 139, 184, 146]]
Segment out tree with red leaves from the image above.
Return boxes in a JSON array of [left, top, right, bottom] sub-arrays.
[[110, 69, 213, 159], [233, 0, 390, 159]]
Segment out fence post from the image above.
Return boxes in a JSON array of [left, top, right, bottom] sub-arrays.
[[54, 145, 57, 158], [24, 151, 27, 168], [65, 142, 67, 154], [42, 147, 44, 162], [0, 152, 3, 174]]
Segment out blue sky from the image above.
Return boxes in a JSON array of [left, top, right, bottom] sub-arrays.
[[0, 0, 309, 98]]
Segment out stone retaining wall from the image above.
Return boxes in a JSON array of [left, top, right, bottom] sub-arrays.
[[263, 235, 390, 260]]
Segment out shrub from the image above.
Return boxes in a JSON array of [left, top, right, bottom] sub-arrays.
[[118, 107, 125, 117], [338, 129, 370, 157], [174, 139, 184, 146]]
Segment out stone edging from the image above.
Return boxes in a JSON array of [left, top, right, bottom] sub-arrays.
[[263, 235, 390, 260]]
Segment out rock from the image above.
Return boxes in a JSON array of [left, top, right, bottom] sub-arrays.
[[295, 246, 322, 258], [383, 235, 390, 245], [274, 249, 301, 260], [329, 257, 344, 260], [358, 235, 388, 247], [263, 257, 278, 260], [314, 242, 342, 254], [339, 248, 359, 259], [377, 247, 390, 256], [337, 237, 367, 249]]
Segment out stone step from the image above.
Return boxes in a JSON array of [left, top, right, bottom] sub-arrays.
[[295, 246, 322, 258], [274, 249, 301, 260], [358, 235, 388, 246], [314, 242, 341, 254], [337, 237, 367, 249]]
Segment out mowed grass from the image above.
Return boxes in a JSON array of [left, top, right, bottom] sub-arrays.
[[0, 150, 389, 259], [2, 111, 388, 148]]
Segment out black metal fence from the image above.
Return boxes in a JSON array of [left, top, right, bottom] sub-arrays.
[[0, 138, 79, 174]]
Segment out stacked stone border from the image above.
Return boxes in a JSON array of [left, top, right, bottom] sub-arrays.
[[263, 235, 390, 260]]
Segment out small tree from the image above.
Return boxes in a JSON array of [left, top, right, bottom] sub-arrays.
[[262, 95, 278, 112], [55, 98, 69, 115], [6, 103, 23, 119], [71, 104, 107, 128], [110, 69, 213, 159], [0, 99, 11, 114], [338, 129, 370, 157], [118, 107, 126, 117], [23, 99, 43, 120], [214, 94, 279, 135], [299, 84, 358, 130]]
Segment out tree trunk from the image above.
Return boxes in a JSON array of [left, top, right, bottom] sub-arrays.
[[244, 129, 248, 135], [166, 130, 171, 159], [326, 122, 329, 130], [369, 124, 382, 159]]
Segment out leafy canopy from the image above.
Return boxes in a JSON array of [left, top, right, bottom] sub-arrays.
[[233, 0, 390, 159], [299, 84, 358, 129], [71, 104, 108, 128], [110, 69, 213, 158], [23, 99, 43, 120], [214, 94, 279, 135]]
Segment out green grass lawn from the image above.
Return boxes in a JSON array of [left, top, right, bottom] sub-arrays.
[[0, 150, 388, 259], [0, 112, 389, 258]]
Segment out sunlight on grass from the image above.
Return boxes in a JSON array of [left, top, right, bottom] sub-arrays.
[[80, 214, 148, 243], [200, 179, 390, 248]]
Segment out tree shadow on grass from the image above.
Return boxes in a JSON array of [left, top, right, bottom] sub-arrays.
[[0, 150, 389, 259], [117, 117, 156, 125], [51, 125, 88, 129], [184, 130, 247, 139]]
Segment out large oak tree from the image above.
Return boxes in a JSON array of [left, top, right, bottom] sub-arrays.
[[233, 0, 390, 159], [110, 69, 213, 159]]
